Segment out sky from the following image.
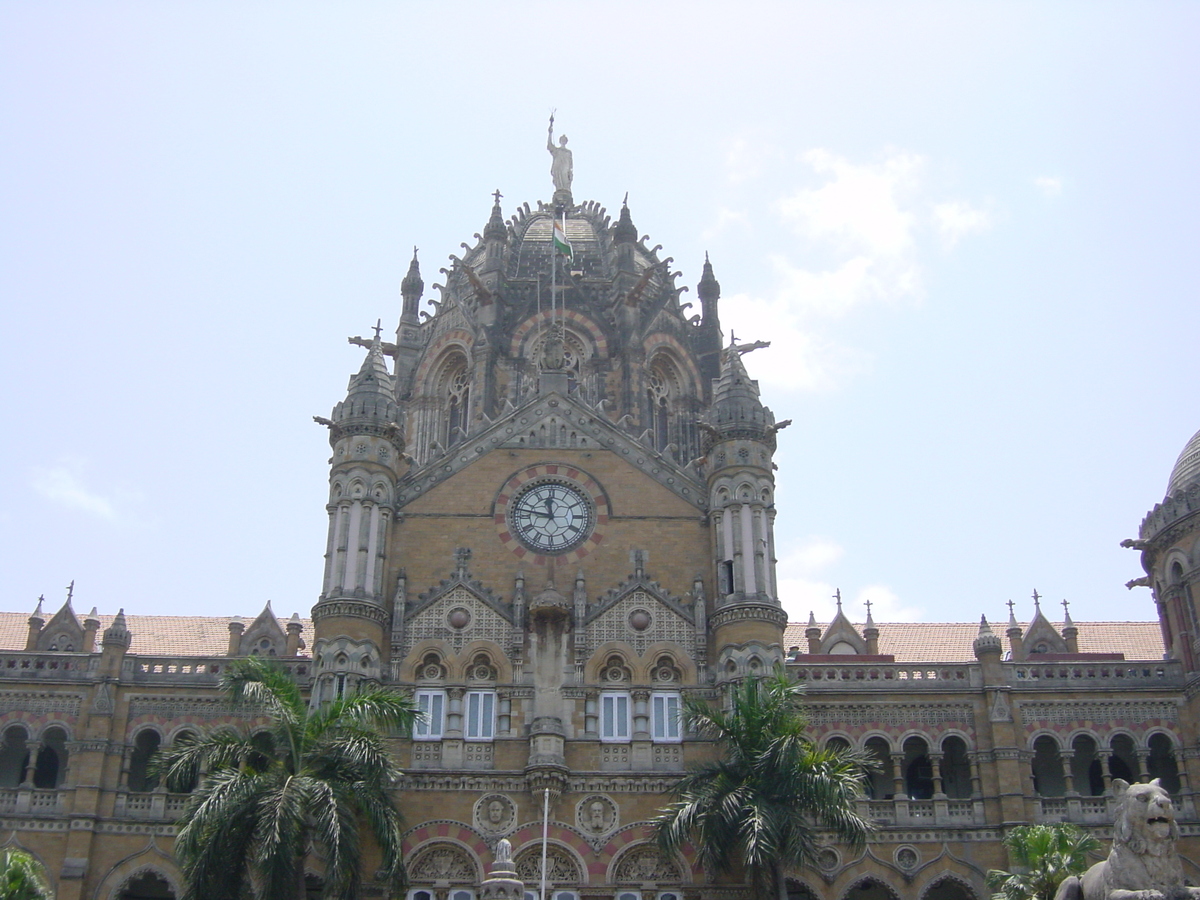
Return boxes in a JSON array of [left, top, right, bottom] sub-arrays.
[[2, 2, 1198, 629]]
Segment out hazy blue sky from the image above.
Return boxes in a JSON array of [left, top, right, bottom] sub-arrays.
[[3, 2, 1197, 628]]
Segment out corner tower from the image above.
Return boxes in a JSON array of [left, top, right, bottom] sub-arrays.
[[704, 338, 789, 681], [311, 328, 402, 701], [1130, 428, 1200, 673]]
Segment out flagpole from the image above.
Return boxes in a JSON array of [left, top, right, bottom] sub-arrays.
[[540, 787, 550, 900]]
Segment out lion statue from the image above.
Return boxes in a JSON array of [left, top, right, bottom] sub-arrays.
[[1055, 779, 1200, 900]]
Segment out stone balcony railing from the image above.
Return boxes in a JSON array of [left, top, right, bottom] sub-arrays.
[[1038, 792, 1194, 824], [1008, 660, 1183, 688], [0, 788, 66, 815], [124, 656, 312, 684], [788, 662, 978, 689], [786, 658, 1185, 691], [0, 651, 312, 686], [0, 652, 97, 682], [859, 796, 986, 826], [113, 790, 191, 820]]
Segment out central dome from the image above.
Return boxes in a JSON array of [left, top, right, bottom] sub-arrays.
[[1167, 428, 1200, 497]]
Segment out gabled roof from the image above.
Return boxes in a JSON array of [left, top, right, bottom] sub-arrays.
[[783, 620, 1164, 664], [0, 612, 311, 658]]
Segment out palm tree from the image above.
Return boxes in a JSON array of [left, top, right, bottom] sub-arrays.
[[653, 668, 873, 900], [986, 823, 1100, 900], [0, 848, 52, 900], [155, 657, 418, 900]]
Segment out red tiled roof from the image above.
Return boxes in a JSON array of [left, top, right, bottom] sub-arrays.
[[0, 611, 1163, 664], [0, 612, 312, 658], [782, 621, 1165, 663]]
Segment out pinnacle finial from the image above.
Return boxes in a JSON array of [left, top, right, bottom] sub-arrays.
[[65, 579, 74, 606], [1061, 598, 1073, 626], [864, 598, 875, 627], [979, 615, 993, 634], [833, 588, 842, 611], [1032, 588, 1041, 610], [807, 610, 818, 628], [372, 319, 382, 343]]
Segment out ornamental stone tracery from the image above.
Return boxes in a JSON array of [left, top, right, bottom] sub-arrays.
[[408, 843, 479, 883], [514, 846, 581, 885]]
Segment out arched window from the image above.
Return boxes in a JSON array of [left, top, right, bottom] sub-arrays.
[[940, 736, 972, 799], [1070, 734, 1104, 796], [33, 726, 68, 789], [0, 725, 30, 787], [128, 730, 162, 792], [1109, 734, 1139, 783], [117, 871, 175, 900], [646, 356, 680, 452], [1031, 735, 1065, 797], [438, 352, 471, 447], [864, 737, 892, 799], [1147, 733, 1181, 794], [902, 736, 933, 800]]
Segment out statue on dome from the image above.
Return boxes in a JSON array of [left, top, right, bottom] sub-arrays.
[[547, 113, 573, 193]]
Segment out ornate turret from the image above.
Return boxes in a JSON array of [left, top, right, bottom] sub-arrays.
[[695, 253, 723, 383], [705, 340, 787, 681], [25, 596, 44, 650], [1130, 427, 1200, 672], [400, 248, 423, 324], [312, 326, 403, 705]]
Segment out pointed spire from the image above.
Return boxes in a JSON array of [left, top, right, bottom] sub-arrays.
[[31, 595, 44, 619], [864, 598, 875, 629], [709, 337, 774, 440], [974, 614, 1002, 656], [1007, 599, 1019, 629], [612, 195, 637, 244], [484, 190, 507, 243], [1061, 598, 1074, 627], [102, 608, 131, 649], [400, 246, 423, 323], [697, 251, 721, 305], [807, 610, 818, 628]]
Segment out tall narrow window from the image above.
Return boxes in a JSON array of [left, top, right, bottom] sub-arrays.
[[414, 690, 446, 740], [601, 693, 631, 742], [446, 362, 470, 447], [465, 691, 495, 740], [651, 692, 682, 742]]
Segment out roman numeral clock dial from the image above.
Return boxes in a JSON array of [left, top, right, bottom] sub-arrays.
[[509, 481, 594, 553]]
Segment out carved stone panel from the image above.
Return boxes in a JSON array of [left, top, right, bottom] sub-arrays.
[[514, 846, 581, 886], [575, 794, 617, 836], [474, 793, 516, 834], [613, 844, 682, 884], [409, 843, 479, 884]]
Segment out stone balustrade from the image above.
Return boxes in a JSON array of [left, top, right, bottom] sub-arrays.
[[0, 788, 65, 815], [0, 652, 97, 681], [1009, 660, 1183, 687], [113, 790, 191, 819], [788, 662, 977, 689], [123, 656, 311, 683]]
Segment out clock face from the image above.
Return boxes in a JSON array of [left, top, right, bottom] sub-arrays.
[[508, 480, 594, 553]]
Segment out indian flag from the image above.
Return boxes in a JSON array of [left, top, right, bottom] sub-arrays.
[[552, 219, 572, 259]]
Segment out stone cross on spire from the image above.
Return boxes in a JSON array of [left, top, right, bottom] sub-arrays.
[[1032, 588, 1041, 610], [864, 598, 872, 617], [833, 588, 842, 610], [65, 580, 74, 605], [1006, 599, 1015, 617], [493, 188, 503, 204], [372, 319, 382, 341], [1061, 598, 1070, 616]]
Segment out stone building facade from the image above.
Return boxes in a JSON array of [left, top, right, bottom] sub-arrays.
[[3, 153, 1200, 900]]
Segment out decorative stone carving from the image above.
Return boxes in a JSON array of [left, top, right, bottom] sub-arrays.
[[895, 846, 919, 872], [409, 843, 478, 883], [576, 794, 617, 835], [474, 793, 516, 834], [1055, 779, 1200, 900], [514, 846, 581, 885], [613, 845, 682, 884]]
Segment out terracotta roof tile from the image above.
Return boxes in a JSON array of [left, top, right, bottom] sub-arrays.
[[0, 611, 1161, 665], [783, 621, 1164, 664], [0, 612, 312, 658]]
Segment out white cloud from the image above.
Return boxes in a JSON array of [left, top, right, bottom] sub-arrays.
[[932, 200, 991, 248], [777, 149, 923, 256], [721, 290, 872, 391], [700, 206, 750, 242], [1034, 176, 1063, 196], [775, 537, 925, 624], [32, 462, 118, 519], [724, 137, 782, 185]]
